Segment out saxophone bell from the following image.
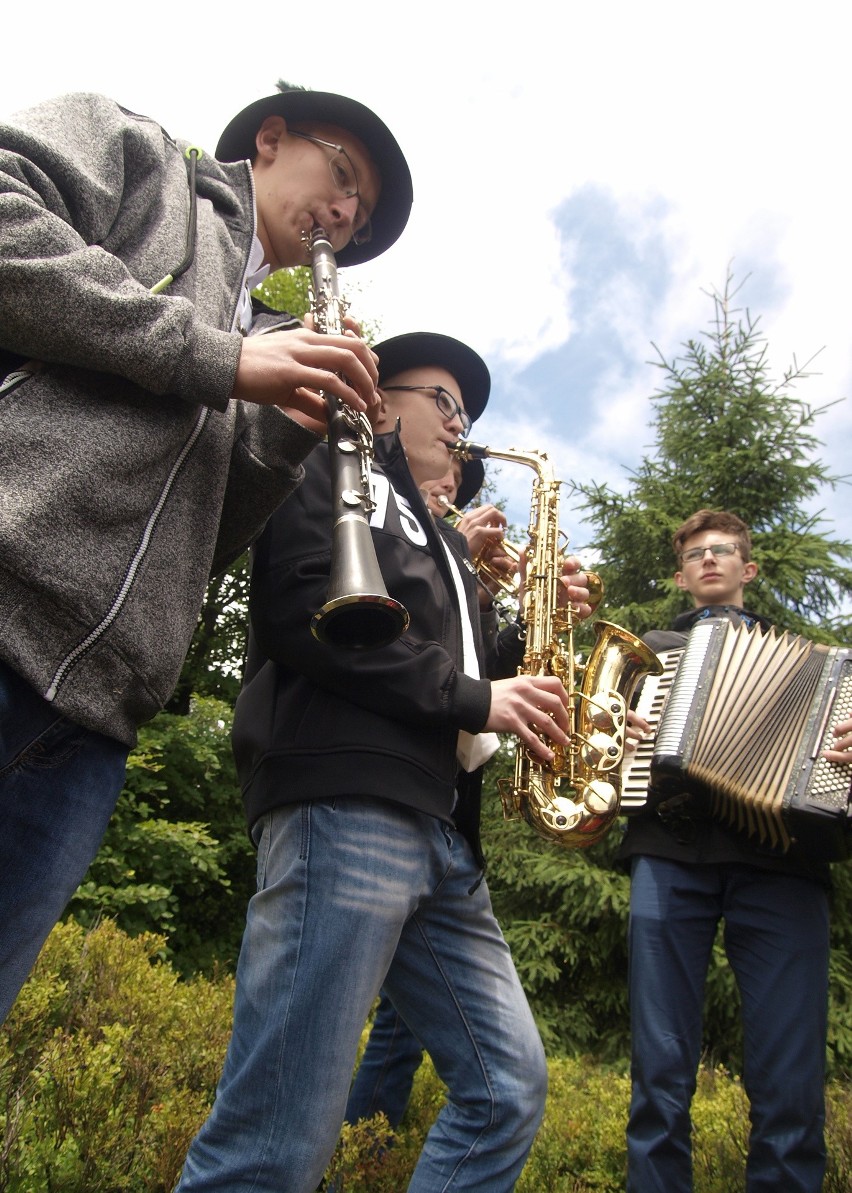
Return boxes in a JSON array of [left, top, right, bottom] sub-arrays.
[[307, 227, 410, 650]]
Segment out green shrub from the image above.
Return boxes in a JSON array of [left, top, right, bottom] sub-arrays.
[[330, 1053, 852, 1192], [4, 920, 851, 1192], [0, 919, 231, 1192]]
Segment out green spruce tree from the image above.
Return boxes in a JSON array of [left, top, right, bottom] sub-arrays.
[[573, 270, 852, 642]]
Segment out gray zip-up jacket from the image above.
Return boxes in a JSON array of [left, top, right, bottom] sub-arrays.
[[0, 92, 320, 746]]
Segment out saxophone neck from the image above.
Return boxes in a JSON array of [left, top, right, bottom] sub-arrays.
[[451, 440, 555, 484]]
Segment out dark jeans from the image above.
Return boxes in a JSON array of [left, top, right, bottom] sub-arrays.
[[0, 660, 128, 1022], [346, 991, 424, 1129], [626, 855, 830, 1193]]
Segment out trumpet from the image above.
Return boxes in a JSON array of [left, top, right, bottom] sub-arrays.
[[436, 495, 522, 599], [437, 495, 603, 612]]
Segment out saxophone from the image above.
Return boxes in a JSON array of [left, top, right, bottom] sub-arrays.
[[307, 228, 409, 650], [452, 440, 663, 849]]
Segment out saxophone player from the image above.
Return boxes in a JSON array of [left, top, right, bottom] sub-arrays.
[[177, 331, 591, 1191], [342, 452, 521, 1135]]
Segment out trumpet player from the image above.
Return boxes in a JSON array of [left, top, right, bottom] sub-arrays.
[[0, 83, 412, 1026], [180, 331, 592, 1192], [427, 460, 519, 607]]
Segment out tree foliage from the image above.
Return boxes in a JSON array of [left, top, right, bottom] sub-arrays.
[[572, 270, 852, 642], [68, 698, 254, 974]]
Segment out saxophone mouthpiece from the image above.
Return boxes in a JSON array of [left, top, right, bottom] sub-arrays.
[[451, 439, 490, 462]]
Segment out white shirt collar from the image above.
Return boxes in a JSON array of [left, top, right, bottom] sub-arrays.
[[236, 233, 271, 334]]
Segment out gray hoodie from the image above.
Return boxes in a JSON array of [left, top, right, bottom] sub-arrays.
[[0, 93, 319, 745]]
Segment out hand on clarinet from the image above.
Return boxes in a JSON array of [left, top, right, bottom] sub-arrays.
[[231, 325, 380, 435]]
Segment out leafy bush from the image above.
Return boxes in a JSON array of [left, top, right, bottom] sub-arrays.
[[67, 696, 255, 974], [0, 919, 230, 1192], [3, 921, 851, 1192]]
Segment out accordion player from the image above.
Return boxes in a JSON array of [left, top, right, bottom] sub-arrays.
[[622, 616, 852, 861]]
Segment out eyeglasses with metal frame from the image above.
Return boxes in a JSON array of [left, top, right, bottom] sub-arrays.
[[287, 129, 373, 245], [680, 542, 741, 564], [381, 385, 472, 436]]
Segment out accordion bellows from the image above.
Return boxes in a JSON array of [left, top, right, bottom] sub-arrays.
[[623, 618, 852, 860]]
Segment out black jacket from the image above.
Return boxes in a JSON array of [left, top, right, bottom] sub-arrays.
[[616, 604, 830, 884], [231, 429, 525, 860]]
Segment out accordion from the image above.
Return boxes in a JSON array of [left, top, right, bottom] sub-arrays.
[[621, 618, 852, 860]]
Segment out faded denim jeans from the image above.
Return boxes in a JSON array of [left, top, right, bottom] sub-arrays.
[[176, 795, 547, 1192]]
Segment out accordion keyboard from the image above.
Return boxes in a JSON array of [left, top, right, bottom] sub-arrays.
[[620, 648, 683, 813]]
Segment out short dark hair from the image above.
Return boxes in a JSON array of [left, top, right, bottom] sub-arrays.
[[673, 509, 753, 563]]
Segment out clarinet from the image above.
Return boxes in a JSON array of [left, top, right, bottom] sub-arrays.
[[307, 227, 409, 649]]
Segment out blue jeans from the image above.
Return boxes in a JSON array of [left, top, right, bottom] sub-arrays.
[[345, 990, 424, 1129], [0, 660, 129, 1022], [626, 856, 830, 1193], [176, 796, 547, 1193]]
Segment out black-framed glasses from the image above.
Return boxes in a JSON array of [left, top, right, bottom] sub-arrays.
[[680, 542, 740, 564], [288, 130, 373, 246], [382, 385, 472, 436]]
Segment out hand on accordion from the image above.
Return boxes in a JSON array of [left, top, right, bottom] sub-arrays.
[[824, 716, 852, 763], [624, 709, 652, 756]]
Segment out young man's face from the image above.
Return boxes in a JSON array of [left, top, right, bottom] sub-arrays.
[[674, 528, 758, 608], [421, 462, 463, 517], [252, 117, 381, 269], [375, 366, 469, 488]]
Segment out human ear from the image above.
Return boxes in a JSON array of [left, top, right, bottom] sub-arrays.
[[372, 391, 393, 432], [674, 569, 688, 592], [742, 561, 758, 586], [254, 115, 288, 163]]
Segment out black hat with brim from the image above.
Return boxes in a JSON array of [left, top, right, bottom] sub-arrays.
[[374, 332, 491, 423], [216, 90, 413, 267], [455, 458, 485, 508]]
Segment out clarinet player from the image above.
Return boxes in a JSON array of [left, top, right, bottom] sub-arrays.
[[0, 83, 412, 1024], [176, 331, 591, 1191]]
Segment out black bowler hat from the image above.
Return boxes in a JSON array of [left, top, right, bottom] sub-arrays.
[[216, 89, 413, 268], [455, 458, 485, 509], [374, 332, 491, 424]]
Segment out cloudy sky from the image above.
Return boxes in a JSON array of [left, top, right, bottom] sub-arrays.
[[4, 1, 850, 578]]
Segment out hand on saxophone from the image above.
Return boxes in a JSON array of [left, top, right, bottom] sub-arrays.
[[511, 549, 594, 619], [558, 555, 595, 620], [231, 325, 380, 436], [485, 675, 571, 764], [823, 716, 852, 763]]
